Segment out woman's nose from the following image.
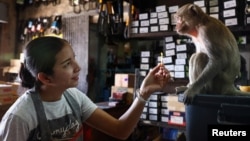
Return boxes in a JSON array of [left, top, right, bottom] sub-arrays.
[[74, 61, 81, 72]]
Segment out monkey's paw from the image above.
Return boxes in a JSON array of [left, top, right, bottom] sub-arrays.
[[183, 88, 198, 105]]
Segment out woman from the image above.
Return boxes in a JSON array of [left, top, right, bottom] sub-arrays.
[[0, 37, 171, 141]]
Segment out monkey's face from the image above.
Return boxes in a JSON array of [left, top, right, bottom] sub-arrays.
[[175, 15, 188, 35], [175, 4, 204, 36]]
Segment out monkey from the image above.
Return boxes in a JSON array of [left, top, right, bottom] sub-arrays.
[[174, 3, 250, 104]]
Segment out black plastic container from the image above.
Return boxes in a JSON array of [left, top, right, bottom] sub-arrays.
[[184, 94, 250, 141]]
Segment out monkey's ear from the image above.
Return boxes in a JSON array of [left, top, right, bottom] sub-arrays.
[[188, 4, 199, 17]]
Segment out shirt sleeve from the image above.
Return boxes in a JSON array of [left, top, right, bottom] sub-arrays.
[[67, 88, 98, 121], [0, 114, 29, 141]]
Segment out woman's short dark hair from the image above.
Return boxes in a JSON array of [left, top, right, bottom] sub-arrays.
[[19, 36, 69, 89]]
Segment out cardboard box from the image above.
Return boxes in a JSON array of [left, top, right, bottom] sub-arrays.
[[0, 81, 19, 95], [114, 73, 135, 88], [167, 101, 185, 112], [0, 94, 18, 105], [110, 86, 134, 104]]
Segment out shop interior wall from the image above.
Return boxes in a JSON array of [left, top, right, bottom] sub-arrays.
[[0, 0, 17, 67]]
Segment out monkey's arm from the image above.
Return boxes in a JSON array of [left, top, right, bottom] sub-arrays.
[[184, 57, 223, 104]]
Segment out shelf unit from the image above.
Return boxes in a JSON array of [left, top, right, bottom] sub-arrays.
[[129, 31, 177, 39], [126, 0, 194, 39], [127, 0, 250, 139]]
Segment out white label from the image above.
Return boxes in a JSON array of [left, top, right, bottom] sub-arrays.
[[170, 115, 184, 124], [161, 108, 169, 115], [139, 13, 148, 20], [149, 115, 158, 121], [150, 12, 157, 18], [160, 25, 169, 31], [176, 53, 187, 59], [141, 51, 150, 57], [150, 18, 158, 24], [159, 18, 169, 25], [158, 11, 168, 18], [223, 9, 236, 18], [209, 0, 218, 6], [224, 0, 236, 9], [139, 27, 149, 33], [165, 42, 175, 50], [141, 57, 149, 63], [132, 21, 139, 27], [140, 64, 150, 70], [210, 14, 219, 19], [140, 71, 147, 76], [194, 0, 205, 7], [165, 49, 175, 56], [164, 64, 175, 71], [174, 71, 185, 78], [175, 65, 185, 71], [140, 20, 150, 26], [163, 57, 173, 64], [156, 5, 167, 12], [150, 26, 159, 32], [168, 5, 179, 13], [165, 36, 174, 42], [175, 59, 186, 65], [209, 6, 219, 13], [176, 44, 187, 52], [247, 17, 250, 24], [225, 18, 237, 26], [149, 108, 158, 114], [161, 116, 169, 122], [131, 28, 138, 33]]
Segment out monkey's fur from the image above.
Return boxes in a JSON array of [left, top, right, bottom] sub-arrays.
[[175, 4, 250, 104]]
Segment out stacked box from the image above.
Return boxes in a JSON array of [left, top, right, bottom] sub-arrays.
[[114, 73, 135, 88], [140, 91, 165, 121], [0, 81, 19, 105], [139, 50, 155, 77], [163, 36, 176, 78], [161, 94, 185, 126], [219, 0, 245, 29], [140, 92, 185, 127], [155, 5, 170, 32], [110, 73, 135, 104], [162, 36, 195, 79], [131, 4, 172, 34], [208, 0, 220, 19], [168, 5, 179, 31]]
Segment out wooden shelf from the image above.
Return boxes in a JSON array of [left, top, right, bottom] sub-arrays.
[[128, 31, 177, 39]]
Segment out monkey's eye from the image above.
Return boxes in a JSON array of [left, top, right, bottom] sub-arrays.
[[175, 15, 182, 23], [173, 14, 178, 19], [174, 14, 180, 19]]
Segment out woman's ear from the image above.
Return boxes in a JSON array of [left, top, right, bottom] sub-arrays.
[[37, 72, 52, 85]]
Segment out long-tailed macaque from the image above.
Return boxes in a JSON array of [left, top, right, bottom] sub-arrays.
[[175, 3, 250, 104]]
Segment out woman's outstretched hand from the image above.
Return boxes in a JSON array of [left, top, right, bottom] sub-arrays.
[[139, 64, 171, 99]]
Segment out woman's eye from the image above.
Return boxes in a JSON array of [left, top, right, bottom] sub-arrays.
[[63, 61, 71, 67]]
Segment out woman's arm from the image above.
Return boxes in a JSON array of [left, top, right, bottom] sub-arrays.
[[85, 64, 171, 140]]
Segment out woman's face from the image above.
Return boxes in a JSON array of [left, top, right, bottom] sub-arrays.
[[49, 44, 81, 89]]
